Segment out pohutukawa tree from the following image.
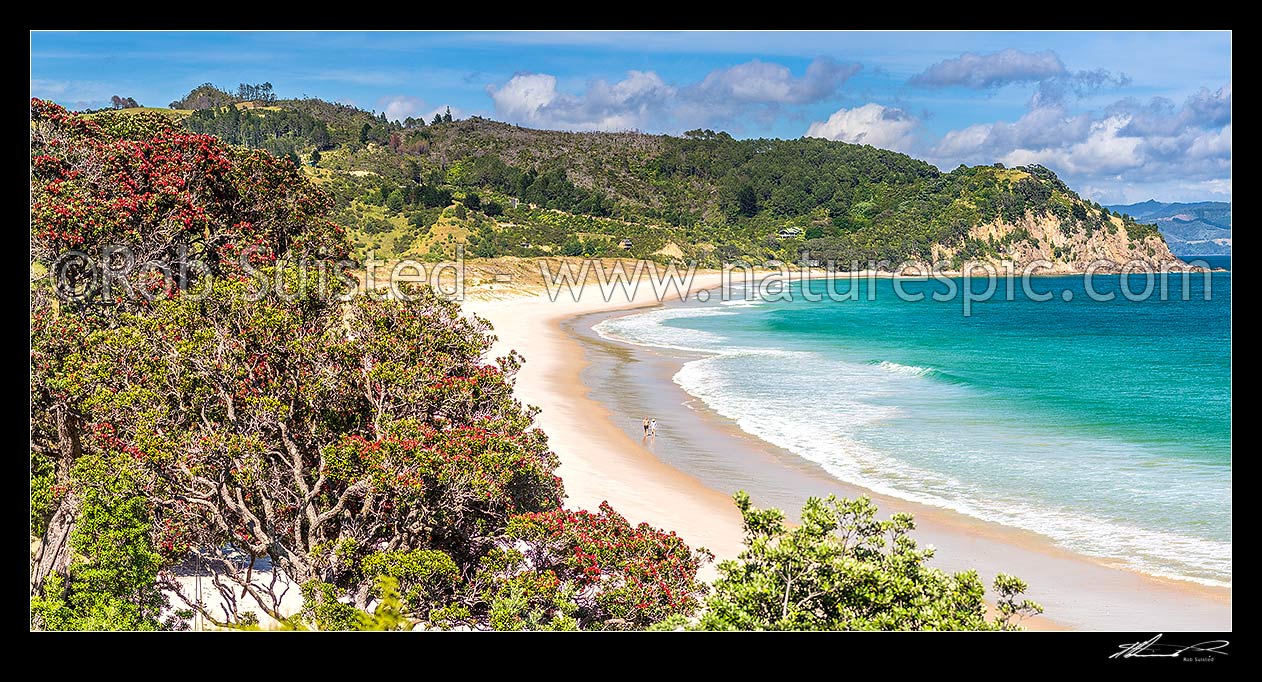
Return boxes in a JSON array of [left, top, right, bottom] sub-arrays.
[[31, 99, 349, 603], [30, 100, 710, 630]]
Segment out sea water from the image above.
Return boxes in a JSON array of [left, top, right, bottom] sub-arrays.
[[595, 271, 1231, 587]]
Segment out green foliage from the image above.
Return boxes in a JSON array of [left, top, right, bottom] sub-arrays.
[[169, 83, 240, 110], [1125, 221, 1162, 241], [482, 570, 580, 631], [695, 492, 1043, 631], [301, 580, 366, 631], [89, 109, 183, 139], [300, 576, 411, 631], [736, 185, 758, 217], [31, 452, 174, 631], [30, 448, 58, 537], [360, 549, 460, 615], [185, 105, 332, 157], [235, 82, 276, 103], [385, 188, 404, 212]]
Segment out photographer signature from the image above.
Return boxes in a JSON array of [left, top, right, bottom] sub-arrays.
[[1111, 634, 1230, 660]]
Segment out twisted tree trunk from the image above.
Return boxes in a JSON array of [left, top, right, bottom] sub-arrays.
[[31, 496, 76, 596]]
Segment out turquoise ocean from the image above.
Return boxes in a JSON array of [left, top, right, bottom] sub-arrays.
[[595, 267, 1232, 586]]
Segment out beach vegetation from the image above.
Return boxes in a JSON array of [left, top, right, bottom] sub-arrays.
[[695, 492, 1043, 631], [29, 99, 710, 631]]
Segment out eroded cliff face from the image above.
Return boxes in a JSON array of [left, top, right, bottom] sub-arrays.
[[931, 210, 1187, 272]]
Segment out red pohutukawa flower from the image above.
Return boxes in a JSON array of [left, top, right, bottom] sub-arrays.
[[30, 99, 349, 309]]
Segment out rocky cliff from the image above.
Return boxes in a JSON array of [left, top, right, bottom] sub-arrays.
[[931, 210, 1188, 272]]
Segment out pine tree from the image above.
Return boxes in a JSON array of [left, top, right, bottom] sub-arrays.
[[442, 106, 453, 124]]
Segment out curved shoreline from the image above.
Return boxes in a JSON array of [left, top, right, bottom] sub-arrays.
[[463, 276, 1231, 631]]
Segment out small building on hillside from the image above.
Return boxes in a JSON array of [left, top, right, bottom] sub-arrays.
[[777, 226, 803, 239], [617, 238, 634, 249]]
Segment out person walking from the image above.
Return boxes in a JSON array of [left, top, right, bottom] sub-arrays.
[[649, 418, 658, 437], [642, 417, 650, 438]]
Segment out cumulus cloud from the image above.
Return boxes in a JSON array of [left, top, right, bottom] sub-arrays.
[[486, 57, 856, 132], [1030, 69, 1132, 106], [929, 84, 1232, 200], [805, 103, 919, 152], [910, 48, 1129, 106], [910, 49, 1066, 88], [935, 106, 1093, 160], [1001, 115, 1144, 176], [691, 57, 860, 104], [487, 71, 674, 132], [1113, 84, 1231, 136], [377, 95, 428, 123]]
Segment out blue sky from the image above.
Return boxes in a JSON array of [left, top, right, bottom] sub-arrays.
[[31, 31, 1231, 203]]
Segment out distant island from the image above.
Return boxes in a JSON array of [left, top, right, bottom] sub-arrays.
[[85, 82, 1183, 272], [1105, 200, 1232, 257]]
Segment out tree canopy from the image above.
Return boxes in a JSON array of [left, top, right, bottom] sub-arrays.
[[691, 492, 1043, 631], [29, 99, 710, 631]]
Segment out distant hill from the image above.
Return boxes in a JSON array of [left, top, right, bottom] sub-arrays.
[[1106, 200, 1231, 256], [89, 84, 1186, 270]]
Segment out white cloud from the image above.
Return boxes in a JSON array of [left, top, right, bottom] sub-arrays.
[[1001, 115, 1143, 176], [488, 70, 676, 132], [486, 57, 856, 133], [487, 73, 559, 123], [1186, 123, 1231, 159], [928, 84, 1232, 200], [934, 106, 1092, 161], [1116, 84, 1231, 136], [378, 95, 428, 123], [805, 103, 918, 152], [909, 48, 1129, 107], [692, 57, 859, 104], [910, 49, 1066, 88]]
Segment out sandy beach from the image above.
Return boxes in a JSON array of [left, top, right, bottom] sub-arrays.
[[462, 265, 1231, 631]]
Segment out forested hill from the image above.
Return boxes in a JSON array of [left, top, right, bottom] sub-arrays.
[[106, 83, 1180, 269]]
